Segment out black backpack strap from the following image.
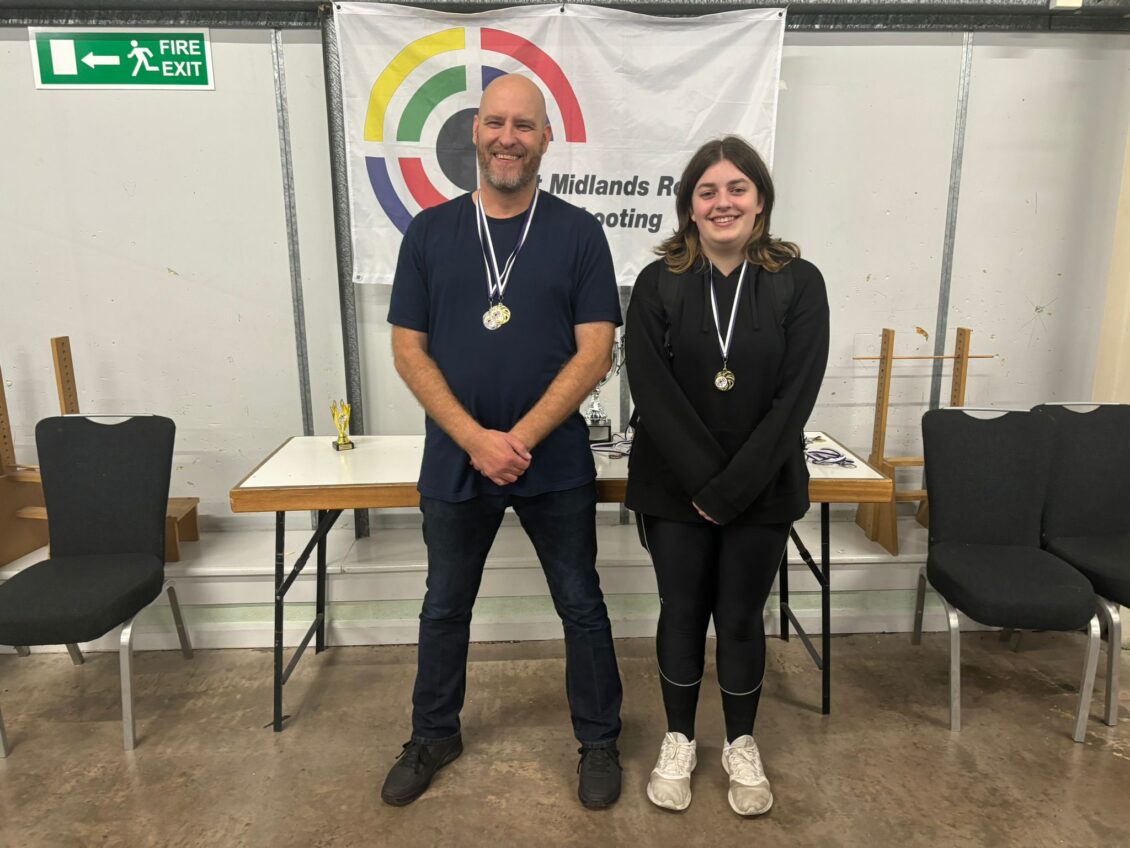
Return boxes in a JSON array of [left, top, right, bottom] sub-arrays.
[[763, 262, 796, 329]]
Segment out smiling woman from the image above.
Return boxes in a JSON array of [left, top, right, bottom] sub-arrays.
[[659, 136, 799, 276], [625, 135, 829, 818]]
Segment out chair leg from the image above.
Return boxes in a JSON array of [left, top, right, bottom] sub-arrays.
[[14, 646, 30, 657], [165, 581, 193, 660], [1072, 614, 1102, 743], [912, 566, 927, 645], [120, 617, 137, 751], [0, 703, 9, 757], [66, 643, 84, 665], [1096, 599, 1120, 727], [941, 596, 961, 732]]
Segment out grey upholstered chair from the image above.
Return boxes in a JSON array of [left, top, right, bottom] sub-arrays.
[[1034, 402, 1130, 729], [0, 415, 193, 754], [913, 408, 1101, 742]]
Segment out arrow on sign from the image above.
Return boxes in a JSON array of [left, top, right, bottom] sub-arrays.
[[81, 52, 121, 68]]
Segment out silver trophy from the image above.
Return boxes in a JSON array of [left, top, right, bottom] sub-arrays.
[[586, 334, 626, 443]]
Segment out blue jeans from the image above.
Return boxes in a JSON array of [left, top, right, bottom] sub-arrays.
[[411, 482, 622, 747]]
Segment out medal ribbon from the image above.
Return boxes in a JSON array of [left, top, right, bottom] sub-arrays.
[[475, 189, 539, 304], [709, 261, 747, 368]]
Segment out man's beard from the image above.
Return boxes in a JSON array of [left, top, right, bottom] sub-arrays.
[[478, 145, 542, 193]]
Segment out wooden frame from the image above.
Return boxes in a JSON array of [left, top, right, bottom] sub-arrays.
[[854, 327, 983, 555], [51, 336, 80, 415], [0, 364, 49, 568]]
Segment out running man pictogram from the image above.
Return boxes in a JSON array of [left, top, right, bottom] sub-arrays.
[[127, 40, 156, 75]]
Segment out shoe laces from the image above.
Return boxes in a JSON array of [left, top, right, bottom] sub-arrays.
[[725, 741, 766, 785], [577, 747, 620, 775], [396, 740, 430, 774], [656, 734, 695, 777]]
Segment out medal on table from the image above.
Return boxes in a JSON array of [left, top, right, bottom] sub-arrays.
[[475, 190, 538, 331], [709, 261, 747, 392]]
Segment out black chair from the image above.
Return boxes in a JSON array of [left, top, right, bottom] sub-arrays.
[[1034, 402, 1130, 728], [0, 415, 193, 754], [912, 408, 1100, 741]]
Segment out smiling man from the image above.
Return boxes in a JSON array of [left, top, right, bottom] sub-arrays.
[[382, 74, 625, 809]]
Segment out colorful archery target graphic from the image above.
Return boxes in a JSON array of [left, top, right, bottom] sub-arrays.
[[363, 27, 586, 234]]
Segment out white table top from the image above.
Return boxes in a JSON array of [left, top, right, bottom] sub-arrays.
[[230, 431, 889, 513], [237, 435, 426, 490]]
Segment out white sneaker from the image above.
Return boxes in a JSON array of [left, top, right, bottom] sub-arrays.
[[646, 732, 697, 811], [721, 735, 773, 816]]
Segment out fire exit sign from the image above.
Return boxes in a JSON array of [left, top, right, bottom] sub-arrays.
[[29, 28, 214, 90]]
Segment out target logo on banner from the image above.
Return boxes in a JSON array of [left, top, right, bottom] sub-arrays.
[[363, 26, 586, 234]]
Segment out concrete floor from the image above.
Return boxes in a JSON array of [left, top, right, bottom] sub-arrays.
[[1, 632, 1128, 848]]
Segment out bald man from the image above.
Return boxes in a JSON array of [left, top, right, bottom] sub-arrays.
[[382, 74, 624, 809]]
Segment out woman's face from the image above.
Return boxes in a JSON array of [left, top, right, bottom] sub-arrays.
[[690, 158, 764, 259]]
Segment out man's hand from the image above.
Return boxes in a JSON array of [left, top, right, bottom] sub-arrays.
[[469, 429, 532, 486]]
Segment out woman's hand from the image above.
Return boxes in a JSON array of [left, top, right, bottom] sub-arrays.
[[692, 501, 720, 524]]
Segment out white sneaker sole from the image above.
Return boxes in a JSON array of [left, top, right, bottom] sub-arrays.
[[646, 781, 692, 812]]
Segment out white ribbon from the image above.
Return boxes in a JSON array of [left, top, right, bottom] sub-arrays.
[[475, 190, 539, 304], [709, 261, 748, 367]]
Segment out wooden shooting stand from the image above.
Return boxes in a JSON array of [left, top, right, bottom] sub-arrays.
[[854, 327, 991, 555], [5, 337, 200, 564]]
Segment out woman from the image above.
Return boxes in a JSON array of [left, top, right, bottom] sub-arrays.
[[625, 136, 829, 816]]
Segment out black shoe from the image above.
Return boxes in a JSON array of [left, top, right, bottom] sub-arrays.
[[380, 736, 463, 806], [577, 746, 621, 809]]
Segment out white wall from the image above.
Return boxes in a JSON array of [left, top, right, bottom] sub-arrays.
[[1, 27, 1127, 531], [0, 28, 348, 529]]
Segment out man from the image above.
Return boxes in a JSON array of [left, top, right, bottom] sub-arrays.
[[381, 73, 624, 809]]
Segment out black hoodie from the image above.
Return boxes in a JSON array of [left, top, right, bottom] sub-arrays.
[[624, 256, 830, 525]]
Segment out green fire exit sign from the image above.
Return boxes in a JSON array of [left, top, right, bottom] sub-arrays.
[[30, 28, 214, 89]]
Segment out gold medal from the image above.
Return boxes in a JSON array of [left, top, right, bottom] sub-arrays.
[[714, 368, 736, 392], [476, 191, 537, 334]]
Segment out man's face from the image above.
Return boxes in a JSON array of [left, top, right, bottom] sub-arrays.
[[472, 78, 550, 194]]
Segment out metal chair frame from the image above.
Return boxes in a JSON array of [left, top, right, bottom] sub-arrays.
[[913, 565, 1101, 742], [1, 582, 192, 756]]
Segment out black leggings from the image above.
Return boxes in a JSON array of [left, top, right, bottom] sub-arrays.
[[640, 514, 789, 742]]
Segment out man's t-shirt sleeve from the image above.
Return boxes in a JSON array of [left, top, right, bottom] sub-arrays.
[[387, 213, 430, 332], [572, 214, 622, 327]]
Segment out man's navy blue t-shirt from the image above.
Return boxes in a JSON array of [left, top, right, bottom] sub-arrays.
[[388, 191, 622, 503]]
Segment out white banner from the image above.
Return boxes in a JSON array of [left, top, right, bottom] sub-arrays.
[[335, 3, 785, 285]]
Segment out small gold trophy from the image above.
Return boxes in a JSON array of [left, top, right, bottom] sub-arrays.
[[331, 400, 354, 451]]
